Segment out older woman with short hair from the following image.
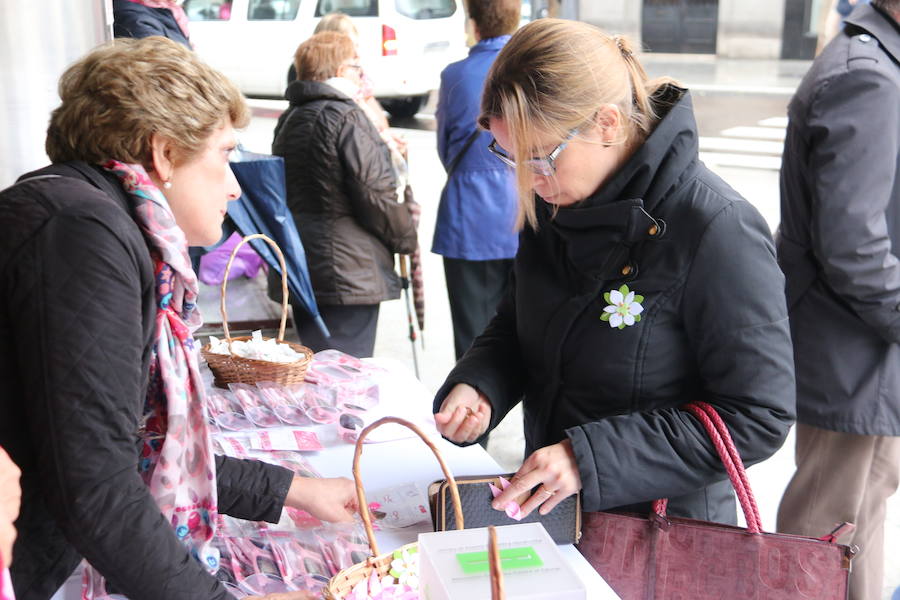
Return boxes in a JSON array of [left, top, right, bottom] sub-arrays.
[[274, 31, 417, 357], [0, 36, 355, 600]]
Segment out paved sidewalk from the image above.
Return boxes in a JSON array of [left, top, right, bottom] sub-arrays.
[[641, 53, 812, 95]]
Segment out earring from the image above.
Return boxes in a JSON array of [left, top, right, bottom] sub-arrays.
[[163, 179, 172, 189]]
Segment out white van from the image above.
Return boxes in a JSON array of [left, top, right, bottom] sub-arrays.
[[183, 0, 468, 117]]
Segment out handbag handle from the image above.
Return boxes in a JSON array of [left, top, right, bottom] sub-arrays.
[[351, 417, 465, 556], [651, 402, 763, 534], [219, 233, 290, 348]]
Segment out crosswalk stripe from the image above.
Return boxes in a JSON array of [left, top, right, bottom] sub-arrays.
[[721, 126, 786, 141], [699, 136, 783, 155], [700, 152, 782, 171], [758, 116, 789, 128]]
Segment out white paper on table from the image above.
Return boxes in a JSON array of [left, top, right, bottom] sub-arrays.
[[367, 482, 431, 529], [353, 359, 439, 443]]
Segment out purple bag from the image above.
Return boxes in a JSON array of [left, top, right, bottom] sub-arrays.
[[199, 232, 265, 285]]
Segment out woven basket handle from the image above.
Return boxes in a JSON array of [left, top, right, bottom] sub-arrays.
[[351, 417, 464, 557], [488, 526, 505, 600], [219, 233, 290, 349]]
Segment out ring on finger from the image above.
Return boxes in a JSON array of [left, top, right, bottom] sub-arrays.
[[465, 407, 475, 418], [540, 487, 557, 497]]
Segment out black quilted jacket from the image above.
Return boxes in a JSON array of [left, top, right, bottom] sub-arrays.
[[273, 80, 417, 305], [0, 163, 293, 600]]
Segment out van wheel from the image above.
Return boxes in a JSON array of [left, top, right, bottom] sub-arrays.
[[382, 95, 426, 119]]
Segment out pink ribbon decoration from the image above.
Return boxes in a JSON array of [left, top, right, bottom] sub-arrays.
[[488, 476, 525, 521]]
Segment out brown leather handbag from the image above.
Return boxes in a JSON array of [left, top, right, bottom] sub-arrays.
[[578, 401, 855, 600]]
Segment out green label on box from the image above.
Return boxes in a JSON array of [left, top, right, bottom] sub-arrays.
[[456, 546, 543, 574]]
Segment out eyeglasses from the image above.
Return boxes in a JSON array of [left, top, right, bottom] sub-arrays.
[[487, 126, 581, 177]]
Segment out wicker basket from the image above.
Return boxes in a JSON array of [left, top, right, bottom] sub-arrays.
[[324, 417, 483, 599], [200, 233, 312, 388]]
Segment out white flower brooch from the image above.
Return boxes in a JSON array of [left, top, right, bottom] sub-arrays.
[[601, 284, 644, 329]]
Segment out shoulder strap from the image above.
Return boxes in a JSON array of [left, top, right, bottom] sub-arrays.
[[445, 129, 482, 179]]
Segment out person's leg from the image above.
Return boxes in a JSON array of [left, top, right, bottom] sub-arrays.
[[443, 257, 512, 449], [294, 303, 379, 358], [443, 257, 513, 361], [776, 424, 899, 600], [848, 435, 900, 600]]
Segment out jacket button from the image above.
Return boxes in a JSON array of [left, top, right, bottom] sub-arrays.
[[859, 33, 872, 43], [621, 264, 633, 276], [648, 224, 659, 236]]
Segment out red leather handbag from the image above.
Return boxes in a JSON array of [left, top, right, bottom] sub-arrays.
[[578, 401, 855, 599]]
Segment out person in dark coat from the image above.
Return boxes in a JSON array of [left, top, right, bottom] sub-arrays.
[[432, 0, 520, 362], [776, 2, 900, 598], [112, 0, 192, 48], [432, 19, 795, 539], [273, 32, 418, 357], [0, 37, 356, 600]]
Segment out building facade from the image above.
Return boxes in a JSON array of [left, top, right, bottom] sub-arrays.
[[562, 0, 820, 60]]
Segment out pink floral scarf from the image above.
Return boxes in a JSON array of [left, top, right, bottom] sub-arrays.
[[82, 162, 219, 597]]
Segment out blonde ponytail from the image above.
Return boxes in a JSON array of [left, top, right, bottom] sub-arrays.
[[480, 20, 678, 230]]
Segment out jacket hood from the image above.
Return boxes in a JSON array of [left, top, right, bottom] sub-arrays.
[[285, 80, 356, 105], [545, 85, 698, 279]]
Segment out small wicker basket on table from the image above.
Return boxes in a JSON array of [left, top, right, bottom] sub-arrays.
[[325, 416, 506, 600], [200, 233, 312, 388]]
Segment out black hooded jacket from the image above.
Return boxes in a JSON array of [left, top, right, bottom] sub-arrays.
[[273, 80, 417, 306], [435, 87, 796, 522], [0, 163, 293, 600]]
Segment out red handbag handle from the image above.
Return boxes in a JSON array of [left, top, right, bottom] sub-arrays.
[[651, 401, 763, 534]]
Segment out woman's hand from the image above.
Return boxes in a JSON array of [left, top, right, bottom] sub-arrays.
[[284, 476, 358, 523], [0, 446, 21, 567], [492, 439, 582, 518], [433, 383, 492, 444]]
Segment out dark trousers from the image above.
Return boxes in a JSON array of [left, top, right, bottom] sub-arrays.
[[443, 257, 514, 360], [293, 302, 380, 358], [443, 257, 513, 449]]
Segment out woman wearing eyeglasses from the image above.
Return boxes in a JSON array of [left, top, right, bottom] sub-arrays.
[[433, 19, 795, 541], [274, 31, 417, 358]]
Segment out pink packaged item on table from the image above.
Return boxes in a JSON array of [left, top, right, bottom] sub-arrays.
[[228, 383, 281, 428], [206, 390, 254, 432], [248, 429, 323, 452], [305, 349, 385, 386], [289, 383, 341, 425], [256, 381, 311, 426], [216, 535, 292, 596]]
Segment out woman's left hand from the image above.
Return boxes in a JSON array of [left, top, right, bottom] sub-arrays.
[[492, 439, 582, 519], [284, 476, 359, 523]]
